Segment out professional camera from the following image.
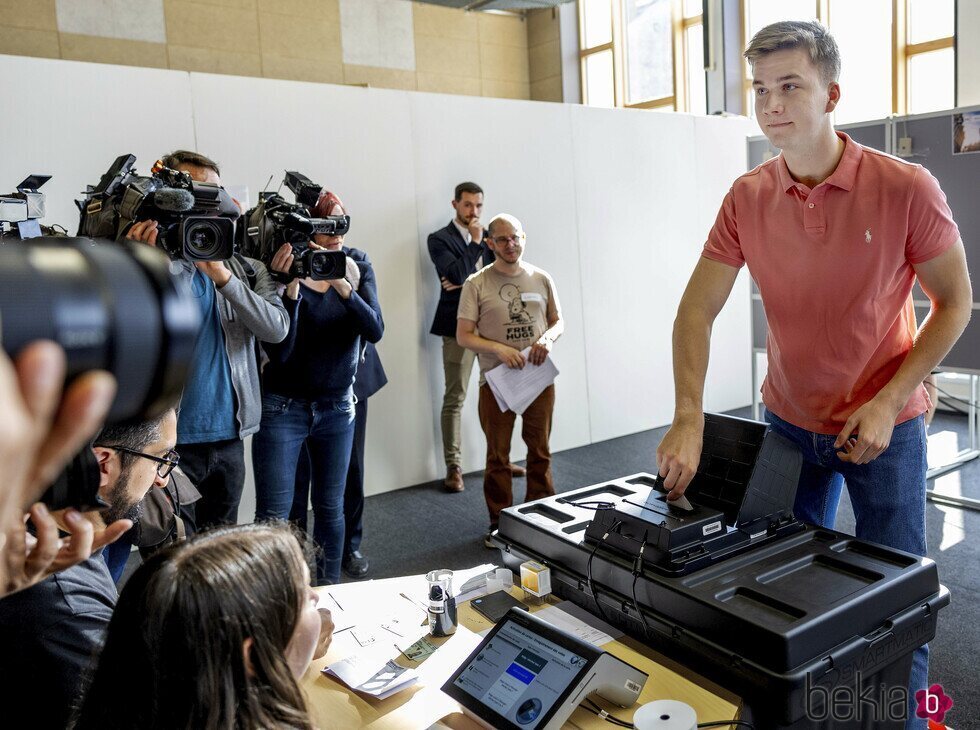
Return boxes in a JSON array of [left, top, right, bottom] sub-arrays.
[[239, 171, 349, 282], [77, 154, 239, 261], [1, 231, 201, 510], [0, 175, 51, 239]]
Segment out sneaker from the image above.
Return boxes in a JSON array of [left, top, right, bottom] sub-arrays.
[[484, 527, 498, 549], [342, 550, 370, 579]]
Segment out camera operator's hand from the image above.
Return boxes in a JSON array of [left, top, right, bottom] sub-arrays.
[[495, 344, 526, 369], [271, 243, 301, 300], [126, 220, 160, 247], [195, 261, 232, 289], [467, 218, 484, 244], [0, 342, 116, 597], [3, 504, 131, 597]]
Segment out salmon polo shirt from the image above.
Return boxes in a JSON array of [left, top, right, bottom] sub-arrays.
[[703, 132, 960, 434]]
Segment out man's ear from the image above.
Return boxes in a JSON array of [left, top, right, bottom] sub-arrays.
[[825, 81, 841, 113], [91, 447, 114, 489]]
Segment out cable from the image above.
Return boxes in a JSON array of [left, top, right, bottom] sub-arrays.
[[587, 519, 622, 625], [558, 499, 616, 510], [697, 721, 756, 729], [630, 539, 652, 639], [580, 698, 632, 727]]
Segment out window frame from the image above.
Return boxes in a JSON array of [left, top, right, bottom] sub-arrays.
[[578, 0, 704, 112], [739, 0, 954, 117]]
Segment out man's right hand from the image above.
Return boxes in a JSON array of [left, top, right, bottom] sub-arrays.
[[440, 277, 462, 292], [467, 218, 484, 244], [656, 413, 704, 499], [125, 220, 160, 247], [495, 344, 526, 369]]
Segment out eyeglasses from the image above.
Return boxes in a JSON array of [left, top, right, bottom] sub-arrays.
[[492, 234, 524, 245], [94, 445, 180, 478]]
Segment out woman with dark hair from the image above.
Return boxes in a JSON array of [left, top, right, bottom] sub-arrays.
[[252, 190, 384, 584], [71, 523, 330, 730]]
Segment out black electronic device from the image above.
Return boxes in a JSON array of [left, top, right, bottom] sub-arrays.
[[442, 608, 646, 730], [583, 413, 804, 575], [0, 236, 201, 509], [238, 171, 350, 282], [491, 414, 950, 729], [471, 591, 529, 623], [0, 174, 52, 239], [77, 154, 240, 261]]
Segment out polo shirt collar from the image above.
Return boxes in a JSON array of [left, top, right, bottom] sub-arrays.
[[776, 131, 862, 193]]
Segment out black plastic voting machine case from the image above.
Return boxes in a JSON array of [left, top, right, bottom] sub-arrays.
[[492, 414, 949, 729]]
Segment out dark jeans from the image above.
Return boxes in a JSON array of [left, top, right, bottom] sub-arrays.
[[765, 411, 928, 730], [252, 393, 355, 584], [478, 383, 555, 526], [176, 438, 245, 529], [291, 397, 369, 557]]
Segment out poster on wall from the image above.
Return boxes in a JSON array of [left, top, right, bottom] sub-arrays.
[[952, 111, 980, 154]]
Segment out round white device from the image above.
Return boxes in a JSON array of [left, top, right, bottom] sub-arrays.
[[632, 699, 698, 730]]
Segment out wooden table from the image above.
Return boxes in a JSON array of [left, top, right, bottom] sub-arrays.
[[301, 576, 741, 729]]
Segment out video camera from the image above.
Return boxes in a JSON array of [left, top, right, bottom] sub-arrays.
[[77, 154, 239, 261], [239, 171, 349, 282], [2, 175, 201, 510], [0, 175, 52, 240]]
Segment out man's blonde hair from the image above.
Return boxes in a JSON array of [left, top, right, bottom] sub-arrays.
[[744, 20, 841, 83]]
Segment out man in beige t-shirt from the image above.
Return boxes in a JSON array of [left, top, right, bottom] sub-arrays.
[[457, 214, 564, 547]]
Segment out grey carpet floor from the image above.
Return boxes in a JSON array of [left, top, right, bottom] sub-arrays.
[[352, 408, 980, 728]]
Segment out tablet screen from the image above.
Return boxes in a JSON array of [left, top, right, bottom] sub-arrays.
[[444, 610, 599, 730]]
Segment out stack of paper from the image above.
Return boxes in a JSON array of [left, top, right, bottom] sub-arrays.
[[484, 348, 559, 414], [324, 646, 419, 700]]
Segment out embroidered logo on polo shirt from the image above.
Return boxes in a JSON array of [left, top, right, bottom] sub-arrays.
[[865, 228, 872, 244]]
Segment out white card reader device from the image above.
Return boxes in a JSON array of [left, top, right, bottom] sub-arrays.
[[442, 607, 647, 730]]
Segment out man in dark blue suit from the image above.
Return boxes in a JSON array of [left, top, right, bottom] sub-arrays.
[[427, 182, 525, 492]]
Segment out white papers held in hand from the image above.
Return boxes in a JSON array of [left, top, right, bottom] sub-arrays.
[[484, 347, 558, 415]]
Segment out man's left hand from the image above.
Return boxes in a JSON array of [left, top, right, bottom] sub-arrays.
[[835, 397, 902, 465], [528, 338, 552, 365], [195, 261, 232, 288], [440, 277, 462, 292]]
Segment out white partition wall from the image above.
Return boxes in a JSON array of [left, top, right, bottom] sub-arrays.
[[0, 54, 755, 503]]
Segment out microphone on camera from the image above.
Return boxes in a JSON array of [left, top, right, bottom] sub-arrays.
[[151, 187, 195, 213]]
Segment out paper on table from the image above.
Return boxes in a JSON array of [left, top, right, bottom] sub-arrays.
[[533, 602, 623, 646], [324, 645, 418, 700], [484, 348, 559, 415]]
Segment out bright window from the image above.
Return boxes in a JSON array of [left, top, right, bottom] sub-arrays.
[[579, 0, 704, 113], [741, 0, 956, 120]]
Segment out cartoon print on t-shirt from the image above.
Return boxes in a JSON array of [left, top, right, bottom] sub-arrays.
[[499, 283, 536, 343]]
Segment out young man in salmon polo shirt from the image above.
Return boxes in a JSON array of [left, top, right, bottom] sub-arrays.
[[656, 21, 971, 729]]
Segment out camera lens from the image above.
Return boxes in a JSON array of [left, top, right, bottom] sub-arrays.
[[0, 237, 201, 422], [183, 218, 230, 261]]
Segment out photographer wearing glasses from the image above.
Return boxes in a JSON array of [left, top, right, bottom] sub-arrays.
[[0, 408, 177, 730], [457, 214, 564, 549]]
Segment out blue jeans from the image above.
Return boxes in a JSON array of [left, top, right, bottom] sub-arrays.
[[765, 411, 928, 730], [252, 393, 355, 584]]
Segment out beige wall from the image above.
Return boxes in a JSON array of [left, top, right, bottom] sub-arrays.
[[0, 0, 558, 100], [527, 7, 562, 103]]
